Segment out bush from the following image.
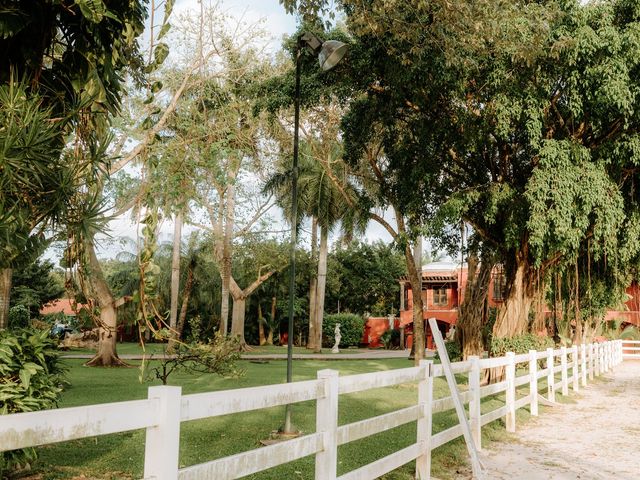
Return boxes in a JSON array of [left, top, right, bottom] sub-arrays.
[[380, 329, 401, 349], [322, 313, 364, 348], [0, 328, 66, 476], [490, 333, 554, 357], [435, 340, 462, 362], [8, 305, 30, 329]]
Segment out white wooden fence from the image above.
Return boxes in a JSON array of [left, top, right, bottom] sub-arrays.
[[0, 340, 627, 480], [621, 339, 640, 359]]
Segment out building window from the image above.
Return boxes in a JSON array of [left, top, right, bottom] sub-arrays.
[[493, 272, 506, 301], [433, 287, 448, 306]]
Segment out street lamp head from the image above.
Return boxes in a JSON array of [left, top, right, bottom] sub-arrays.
[[298, 32, 348, 71], [318, 40, 348, 71]]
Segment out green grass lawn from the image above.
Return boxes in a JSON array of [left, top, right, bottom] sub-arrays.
[[64, 342, 377, 356], [32, 358, 538, 480]]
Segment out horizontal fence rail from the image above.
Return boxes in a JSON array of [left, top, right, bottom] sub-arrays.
[[0, 339, 626, 480]]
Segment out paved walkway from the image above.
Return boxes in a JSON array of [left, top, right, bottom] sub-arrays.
[[61, 349, 433, 361], [473, 360, 640, 480]]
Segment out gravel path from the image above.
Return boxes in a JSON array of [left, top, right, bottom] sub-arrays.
[[474, 361, 640, 480]]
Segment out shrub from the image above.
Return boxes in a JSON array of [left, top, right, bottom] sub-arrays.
[[322, 313, 364, 348], [8, 305, 30, 329], [380, 329, 401, 349], [620, 325, 640, 341], [435, 340, 463, 362], [0, 328, 66, 476], [490, 333, 554, 357]]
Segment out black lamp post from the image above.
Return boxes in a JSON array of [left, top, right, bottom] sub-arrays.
[[283, 32, 347, 434]]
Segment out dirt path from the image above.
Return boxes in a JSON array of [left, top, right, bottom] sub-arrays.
[[475, 361, 640, 480]]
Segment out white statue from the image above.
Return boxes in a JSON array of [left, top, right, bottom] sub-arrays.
[[446, 325, 456, 342], [331, 323, 341, 353]]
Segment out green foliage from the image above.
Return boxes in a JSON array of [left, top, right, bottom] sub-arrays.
[[526, 140, 625, 266], [8, 305, 30, 330], [599, 319, 640, 341], [0, 82, 67, 268], [620, 326, 640, 341], [0, 0, 148, 267], [10, 259, 64, 318], [322, 313, 364, 348], [0, 328, 66, 475], [435, 340, 462, 363], [325, 241, 406, 316], [380, 329, 401, 350], [187, 316, 203, 343], [490, 334, 554, 357], [145, 334, 242, 386]]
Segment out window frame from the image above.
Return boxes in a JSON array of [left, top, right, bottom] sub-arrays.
[[432, 286, 448, 307]]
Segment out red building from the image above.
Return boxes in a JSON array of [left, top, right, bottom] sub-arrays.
[[364, 261, 640, 349]]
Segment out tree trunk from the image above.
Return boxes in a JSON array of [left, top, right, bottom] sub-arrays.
[[530, 273, 547, 335], [169, 211, 183, 331], [219, 177, 236, 336], [307, 216, 318, 350], [313, 225, 328, 353], [258, 302, 266, 346], [572, 261, 583, 344], [406, 238, 425, 363], [170, 256, 194, 352], [267, 296, 276, 345], [492, 249, 536, 339], [0, 268, 12, 330], [84, 238, 127, 367], [488, 247, 536, 382], [231, 297, 248, 349], [457, 251, 494, 359]]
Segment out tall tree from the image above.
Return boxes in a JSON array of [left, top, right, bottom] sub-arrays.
[[329, 0, 640, 355], [157, 13, 283, 347]]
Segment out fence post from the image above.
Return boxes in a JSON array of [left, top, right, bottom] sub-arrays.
[[143, 386, 182, 480], [546, 348, 555, 403], [581, 344, 587, 387], [595, 343, 601, 376], [560, 346, 568, 396], [589, 343, 595, 381], [467, 356, 481, 451], [505, 352, 516, 433], [619, 340, 623, 364], [416, 359, 433, 479], [571, 345, 579, 392], [608, 342, 613, 370], [528, 350, 538, 416], [316, 369, 339, 480]]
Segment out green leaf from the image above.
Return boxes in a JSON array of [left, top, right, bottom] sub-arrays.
[[157, 22, 171, 40], [153, 43, 170, 66], [18, 368, 31, 389], [75, 0, 107, 23]]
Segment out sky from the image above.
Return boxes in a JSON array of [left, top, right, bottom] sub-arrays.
[[80, 0, 397, 261]]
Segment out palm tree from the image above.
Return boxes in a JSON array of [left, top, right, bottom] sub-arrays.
[[265, 130, 365, 352]]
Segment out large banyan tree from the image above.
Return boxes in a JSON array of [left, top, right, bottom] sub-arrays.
[[330, 0, 640, 353]]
